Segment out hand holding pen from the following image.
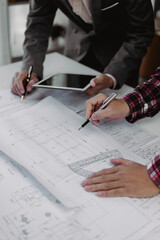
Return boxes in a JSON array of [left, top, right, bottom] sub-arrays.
[[79, 93, 117, 130], [79, 92, 130, 130], [11, 66, 39, 98], [21, 66, 33, 100]]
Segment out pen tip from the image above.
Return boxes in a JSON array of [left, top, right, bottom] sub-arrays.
[[78, 127, 82, 131], [21, 95, 24, 101]]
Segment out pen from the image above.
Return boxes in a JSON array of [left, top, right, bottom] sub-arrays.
[[78, 92, 117, 130], [21, 65, 33, 101]]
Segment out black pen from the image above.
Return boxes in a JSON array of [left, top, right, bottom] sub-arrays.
[[21, 65, 33, 101], [78, 93, 117, 130]]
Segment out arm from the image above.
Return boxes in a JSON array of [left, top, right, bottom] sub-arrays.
[[83, 68, 160, 198], [85, 0, 154, 95], [124, 67, 160, 123], [147, 155, 160, 188], [85, 67, 160, 125], [22, 0, 57, 79], [12, 0, 57, 97], [104, 0, 154, 88], [84, 95, 160, 198]]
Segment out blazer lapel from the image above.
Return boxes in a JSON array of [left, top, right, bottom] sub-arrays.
[[90, 0, 102, 33], [58, 0, 93, 33]]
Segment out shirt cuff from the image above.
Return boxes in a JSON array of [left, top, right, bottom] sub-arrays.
[[123, 91, 149, 123], [147, 155, 160, 188], [105, 74, 117, 89]]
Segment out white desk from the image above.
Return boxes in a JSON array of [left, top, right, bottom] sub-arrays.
[[0, 52, 159, 136], [0, 52, 160, 240]]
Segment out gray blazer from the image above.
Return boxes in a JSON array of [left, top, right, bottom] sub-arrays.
[[22, 0, 154, 88]]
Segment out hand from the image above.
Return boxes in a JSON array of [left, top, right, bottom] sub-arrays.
[[11, 71, 39, 97], [85, 93, 130, 125], [85, 74, 114, 96], [81, 158, 160, 198]]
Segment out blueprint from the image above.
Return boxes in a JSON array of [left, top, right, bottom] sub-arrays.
[[0, 96, 137, 207], [0, 149, 159, 240], [0, 91, 160, 239]]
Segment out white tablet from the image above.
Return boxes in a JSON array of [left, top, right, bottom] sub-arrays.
[[33, 73, 96, 92]]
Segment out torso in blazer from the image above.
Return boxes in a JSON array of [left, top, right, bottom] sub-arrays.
[[57, 0, 127, 68], [23, 0, 154, 88]]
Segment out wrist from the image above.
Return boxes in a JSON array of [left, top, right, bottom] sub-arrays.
[[107, 76, 114, 88], [121, 99, 130, 117], [105, 74, 117, 89]]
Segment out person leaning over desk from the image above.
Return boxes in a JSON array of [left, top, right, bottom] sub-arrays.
[[82, 66, 160, 198], [11, 0, 154, 97]]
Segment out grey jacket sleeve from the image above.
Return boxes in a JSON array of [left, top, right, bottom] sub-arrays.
[[21, 0, 57, 79], [104, 0, 154, 88]]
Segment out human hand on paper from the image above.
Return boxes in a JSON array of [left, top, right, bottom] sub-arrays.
[[81, 158, 160, 198], [11, 70, 39, 96], [85, 93, 130, 125], [85, 74, 114, 96]]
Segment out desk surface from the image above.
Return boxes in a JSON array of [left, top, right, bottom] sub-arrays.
[[0, 52, 160, 240], [0, 52, 160, 136]]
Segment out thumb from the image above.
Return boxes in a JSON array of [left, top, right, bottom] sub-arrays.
[[91, 109, 109, 120], [90, 78, 96, 87], [110, 158, 132, 166], [90, 75, 102, 87], [27, 75, 39, 91]]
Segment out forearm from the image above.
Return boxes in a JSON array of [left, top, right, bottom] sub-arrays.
[[123, 68, 160, 123], [147, 154, 160, 188], [21, 0, 57, 79], [104, 0, 154, 87]]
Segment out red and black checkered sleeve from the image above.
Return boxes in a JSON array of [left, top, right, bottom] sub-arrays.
[[123, 66, 160, 123], [147, 155, 160, 188]]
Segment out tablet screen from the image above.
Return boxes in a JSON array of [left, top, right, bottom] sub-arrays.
[[33, 73, 96, 91]]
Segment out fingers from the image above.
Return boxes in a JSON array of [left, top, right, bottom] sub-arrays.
[[91, 100, 122, 121], [91, 108, 111, 121], [87, 166, 119, 179], [85, 93, 108, 119], [85, 74, 113, 96], [12, 72, 23, 96], [82, 172, 128, 197], [27, 78, 38, 92], [84, 180, 122, 193], [85, 97, 130, 123], [110, 158, 132, 166], [81, 171, 119, 187], [81, 160, 160, 198], [97, 188, 127, 197], [90, 78, 96, 87], [11, 71, 39, 96], [90, 119, 100, 126], [12, 71, 27, 96], [81, 165, 129, 197]]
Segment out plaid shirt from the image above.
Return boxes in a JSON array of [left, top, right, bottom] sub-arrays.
[[147, 155, 160, 188], [123, 66, 160, 188]]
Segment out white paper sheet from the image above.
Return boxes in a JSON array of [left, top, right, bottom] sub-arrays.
[[0, 96, 160, 240], [0, 89, 33, 116], [0, 96, 133, 207]]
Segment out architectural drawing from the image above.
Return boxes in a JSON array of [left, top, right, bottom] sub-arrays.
[[68, 150, 122, 177]]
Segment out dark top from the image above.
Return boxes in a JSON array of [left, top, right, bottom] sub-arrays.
[[22, 0, 154, 88]]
